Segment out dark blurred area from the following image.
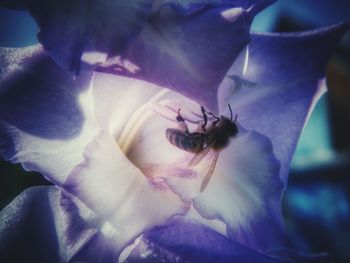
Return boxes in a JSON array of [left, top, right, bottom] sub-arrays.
[[0, 7, 51, 209], [253, 1, 350, 263], [0, 1, 350, 262]]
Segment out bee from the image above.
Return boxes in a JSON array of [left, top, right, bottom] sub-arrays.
[[166, 105, 238, 192]]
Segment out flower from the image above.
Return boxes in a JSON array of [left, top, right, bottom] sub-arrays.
[[0, 0, 348, 262]]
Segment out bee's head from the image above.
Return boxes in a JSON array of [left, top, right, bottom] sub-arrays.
[[219, 116, 238, 136], [217, 104, 238, 136]]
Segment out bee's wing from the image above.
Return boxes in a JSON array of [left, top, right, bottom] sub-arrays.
[[199, 151, 219, 193], [188, 134, 216, 167], [188, 145, 212, 167]]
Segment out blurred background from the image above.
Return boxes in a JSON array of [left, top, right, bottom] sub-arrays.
[[0, 1, 349, 262], [252, 1, 350, 262]]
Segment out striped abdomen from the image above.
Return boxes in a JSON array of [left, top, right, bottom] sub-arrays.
[[166, 128, 205, 153]]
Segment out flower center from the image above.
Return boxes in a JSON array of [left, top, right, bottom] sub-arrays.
[[117, 88, 170, 155]]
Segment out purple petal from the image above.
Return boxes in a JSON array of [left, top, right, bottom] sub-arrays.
[[0, 186, 98, 262], [128, 218, 288, 263], [0, 0, 153, 74], [97, 1, 275, 113], [0, 46, 96, 184], [219, 23, 349, 183], [157, 0, 273, 15]]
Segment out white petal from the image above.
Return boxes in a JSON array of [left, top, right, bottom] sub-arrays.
[[92, 73, 164, 138], [175, 128, 289, 253], [192, 129, 282, 230], [64, 130, 189, 251]]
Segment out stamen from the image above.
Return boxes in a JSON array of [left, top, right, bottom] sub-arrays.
[[149, 101, 216, 124], [158, 100, 202, 122], [120, 110, 154, 154], [147, 100, 179, 122], [118, 89, 169, 153]]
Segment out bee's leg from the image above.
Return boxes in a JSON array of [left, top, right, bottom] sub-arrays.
[[205, 110, 220, 127], [228, 103, 233, 120], [177, 109, 189, 133], [212, 118, 220, 127], [200, 106, 208, 132], [227, 104, 238, 122]]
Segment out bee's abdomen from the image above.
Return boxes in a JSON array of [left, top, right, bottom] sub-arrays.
[[166, 128, 204, 153]]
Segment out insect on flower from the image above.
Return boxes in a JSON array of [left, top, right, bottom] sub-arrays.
[[166, 104, 238, 192]]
